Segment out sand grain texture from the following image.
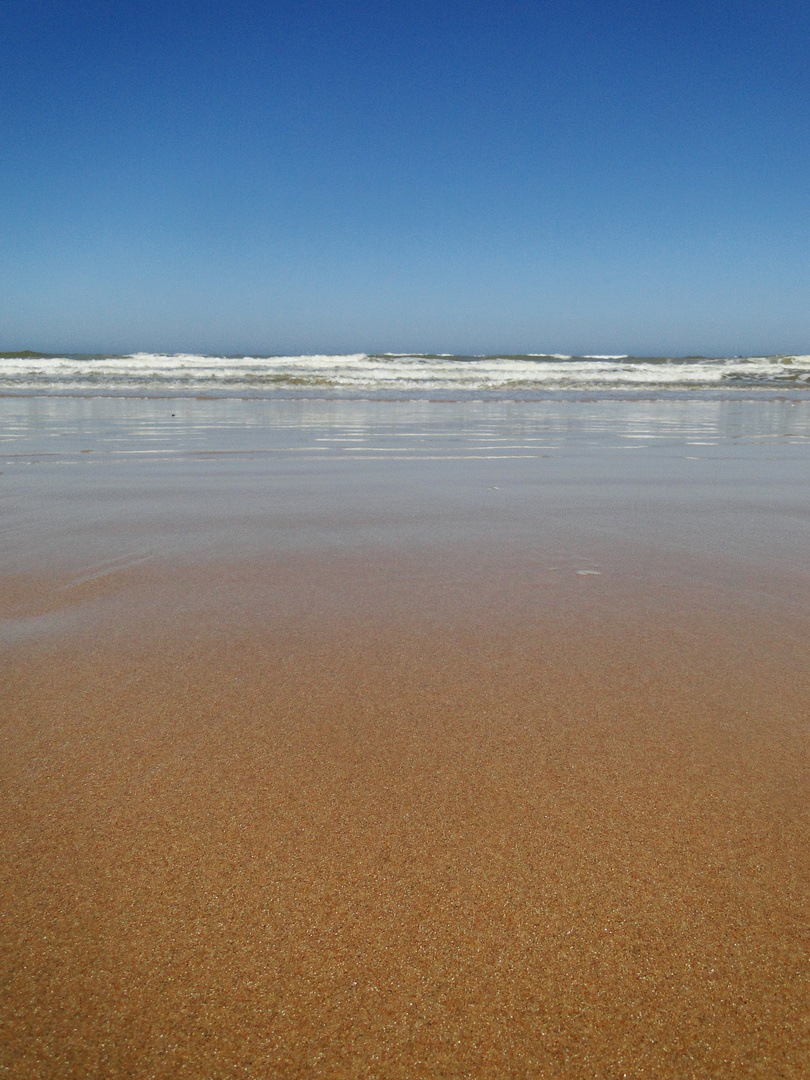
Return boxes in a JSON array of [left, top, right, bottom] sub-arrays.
[[1, 556, 808, 1078]]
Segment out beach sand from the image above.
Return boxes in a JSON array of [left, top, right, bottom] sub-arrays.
[[1, 549, 808, 1079], [1, 397, 808, 1077]]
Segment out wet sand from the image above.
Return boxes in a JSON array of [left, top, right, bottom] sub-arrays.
[[1, 548, 808, 1079], [1, 397, 809, 1077]]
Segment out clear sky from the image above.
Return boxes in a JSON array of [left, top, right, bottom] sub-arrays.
[[2, 0, 809, 355]]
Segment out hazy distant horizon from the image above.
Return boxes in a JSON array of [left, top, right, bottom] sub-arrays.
[[3, 345, 810, 362]]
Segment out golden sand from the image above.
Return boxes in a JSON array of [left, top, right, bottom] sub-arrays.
[[1, 553, 808, 1078]]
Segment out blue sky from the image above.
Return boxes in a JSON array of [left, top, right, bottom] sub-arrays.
[[2, 0, 809, 355]]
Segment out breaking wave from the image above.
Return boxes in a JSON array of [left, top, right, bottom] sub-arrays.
[[2, 351, 810, 397]]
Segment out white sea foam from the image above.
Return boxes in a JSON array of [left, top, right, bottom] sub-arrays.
[[1, 352, 809, 396]]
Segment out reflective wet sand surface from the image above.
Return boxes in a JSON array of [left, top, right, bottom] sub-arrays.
[[1, 399, 808, 1078]]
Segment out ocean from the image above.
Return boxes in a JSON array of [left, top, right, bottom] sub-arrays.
[[2, 351, 810, 397]]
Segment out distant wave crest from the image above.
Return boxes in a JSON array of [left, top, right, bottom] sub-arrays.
[[1, 352, 809, 397]]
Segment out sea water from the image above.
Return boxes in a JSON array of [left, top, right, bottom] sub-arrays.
[[2, 351, 810, 397]]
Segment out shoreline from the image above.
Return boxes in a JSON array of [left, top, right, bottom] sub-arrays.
[[3, 388, 810, 402]]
